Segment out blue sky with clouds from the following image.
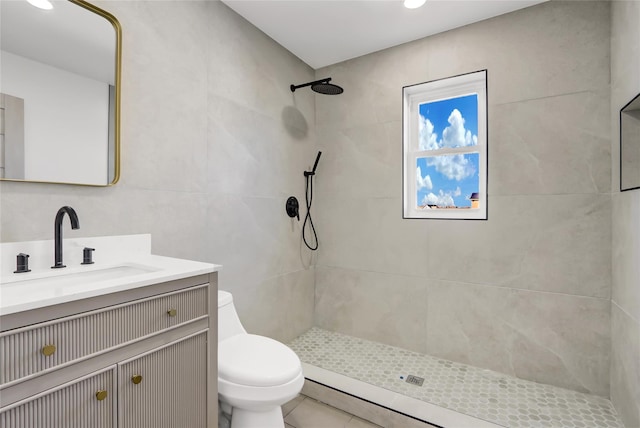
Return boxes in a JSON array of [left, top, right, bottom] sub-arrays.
[[416, 94, 479, 208]]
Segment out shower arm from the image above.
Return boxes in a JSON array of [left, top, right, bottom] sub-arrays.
[[291, 78, 332, 92]]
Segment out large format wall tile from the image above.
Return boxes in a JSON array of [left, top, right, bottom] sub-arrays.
[[314, 37, 433, 127], [425, 0, 610, 106], [120, 68, 208, 192], [609, 0, 640, 191], [229, 269, 315, 344], [426, 281, 611, 396], [107, 0, 210, 193], [611, 0, 640, 122], [610, 303, 640, 428], [315, 0, 610, 135], [205, 193, 315, 290], [0, 182, 116, 242], [425, 194, 611, 298], [612, 191, 640, 321], [315, 121, 401, 199], [206, 95, 315, 199], [0, 184, 209, 262], [315, 62, 408, 132], [315, 196, 429, 277], [205, 2, 315, 126], [424, 280, 515, 375], [490, 90, 611, 196], [610, 1, 640, 423], [507, 289, 610, 397], [315, 266, 428, 354], [110, 188, 210, 262]]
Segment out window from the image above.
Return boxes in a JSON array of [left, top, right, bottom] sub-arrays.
[[403, 70, 487, 220]]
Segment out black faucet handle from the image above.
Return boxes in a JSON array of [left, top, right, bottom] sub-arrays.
[[81, 247, 95, 265], [14, 253, 31, 273], [286, 196, 300, 221]]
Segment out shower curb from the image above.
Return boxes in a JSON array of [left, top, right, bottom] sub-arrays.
[[302, 378, 439, 428]]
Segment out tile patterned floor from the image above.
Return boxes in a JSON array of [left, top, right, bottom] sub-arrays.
[[284, 394, 382, 428], [289, 328, 624, 428]]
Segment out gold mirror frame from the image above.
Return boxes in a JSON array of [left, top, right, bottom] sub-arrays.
[[0, 0, 121, 187]]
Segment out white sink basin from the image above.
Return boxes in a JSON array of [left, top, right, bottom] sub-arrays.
[[2, 264, 159, 289]]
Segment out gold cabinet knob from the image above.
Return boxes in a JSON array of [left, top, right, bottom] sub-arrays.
[[41, 344, 56, 357], [131, 375, 143, 385], [167, 309, 177, 317], [96, 390, 108, 401]]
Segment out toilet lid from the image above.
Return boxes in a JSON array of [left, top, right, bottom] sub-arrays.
[[219, 334, 302, 387]]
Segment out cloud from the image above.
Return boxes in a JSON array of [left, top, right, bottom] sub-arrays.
[[426, 154, 476, 181], [442, 109, 477, 148], [416, 166, 432, 190], [421, 190, 455, 207], [418, 116, 439, 151], [419, 108, 478, 150]]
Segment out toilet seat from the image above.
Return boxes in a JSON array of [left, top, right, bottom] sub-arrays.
[[219, 334, 302, 387]]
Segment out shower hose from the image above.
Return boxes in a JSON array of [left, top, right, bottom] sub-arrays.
[[303, 173, 318, 251]]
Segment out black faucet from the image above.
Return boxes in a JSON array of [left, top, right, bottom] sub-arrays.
[[51, 206, 80, 269]]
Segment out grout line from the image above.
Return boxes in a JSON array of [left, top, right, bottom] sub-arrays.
[[491, 89, 607, 106], [611, 299, 640, 325], [315, 263, 613, 301]]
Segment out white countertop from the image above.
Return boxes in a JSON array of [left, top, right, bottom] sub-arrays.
[[0, 235, 221, 316]]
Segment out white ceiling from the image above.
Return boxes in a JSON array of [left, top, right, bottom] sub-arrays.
[[1, 0, 116, 84], [221, 0, 547, 69]]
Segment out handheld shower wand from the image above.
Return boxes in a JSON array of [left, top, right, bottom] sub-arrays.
[[305, 152, 322, 177], [303, 152, 321, 250]]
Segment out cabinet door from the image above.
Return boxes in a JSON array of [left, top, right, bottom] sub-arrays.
[[0, 366, 116, 428], [118, 330, 208, 428]]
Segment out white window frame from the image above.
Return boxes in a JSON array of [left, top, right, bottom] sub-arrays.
[[402, 70, 487, 220]]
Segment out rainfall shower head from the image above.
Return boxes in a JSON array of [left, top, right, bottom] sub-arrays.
[[290, 78, 344, 95], [311, 81, 344, 95]]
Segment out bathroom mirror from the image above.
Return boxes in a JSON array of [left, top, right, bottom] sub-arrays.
[[621, 92, 640, 191], [0, 0, 121, 186]]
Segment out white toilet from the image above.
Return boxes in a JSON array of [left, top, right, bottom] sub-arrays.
[[218, 290, 304, 428]]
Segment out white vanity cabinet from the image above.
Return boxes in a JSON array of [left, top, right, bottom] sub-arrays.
[[0, 272, 217, 428]]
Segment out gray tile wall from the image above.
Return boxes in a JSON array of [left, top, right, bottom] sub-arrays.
[[314, 1, 613, 397], [0, 0, 316, 344], [610, 1, 640, 426]]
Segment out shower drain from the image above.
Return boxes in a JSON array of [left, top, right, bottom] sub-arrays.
[[405, 375, 425, 386]]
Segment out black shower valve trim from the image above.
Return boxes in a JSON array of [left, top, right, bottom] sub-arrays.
[[286, 196, 300, 221]]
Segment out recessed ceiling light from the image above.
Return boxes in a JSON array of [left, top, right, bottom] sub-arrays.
[[27, 0, 53, 10], [404, 0, 426, 9]]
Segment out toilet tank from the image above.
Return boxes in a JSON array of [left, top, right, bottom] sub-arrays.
[[218, 290, 247, 342]]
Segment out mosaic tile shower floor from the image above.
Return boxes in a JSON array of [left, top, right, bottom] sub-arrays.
[[288, 328, 623, 428]]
